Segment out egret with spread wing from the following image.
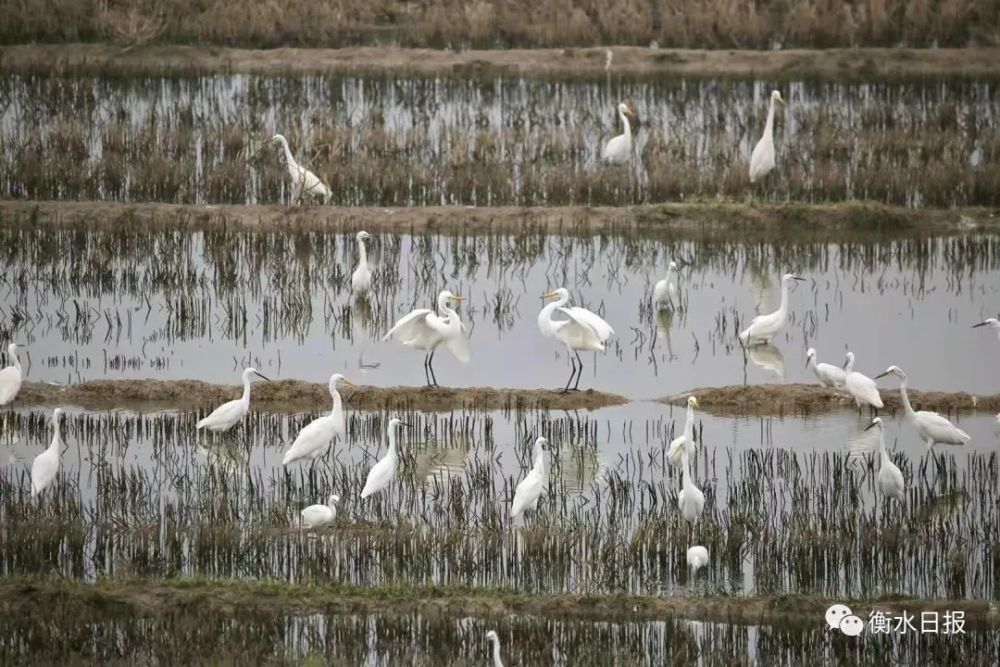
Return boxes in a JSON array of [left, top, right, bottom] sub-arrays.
[[538, 288, 614, 392], [383, 290, 470, 387]]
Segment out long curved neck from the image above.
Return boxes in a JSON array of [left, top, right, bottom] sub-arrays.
[[8, 348, 20, 371], [241, 376, 252, 402], [844, 355, 855, 373], [681, 455, 691, 485], [620, 110, 632, 140], [540, 294, 569, 324], [278, 138, 295, 167], [387, 427, 399, 458], [491, 639, 503, 667], [330, 386, 342, 416], [777, 280, 790, 315], [878, 430, 889, 463], [684, 405, 695, 438], [898, 376, 915, 417], [764, 97, 776, 139], [50, 415, 62, 451], [357, 238, 368, 268]]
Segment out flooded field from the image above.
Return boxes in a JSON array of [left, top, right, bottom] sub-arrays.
[[2, 74, 998, 206]]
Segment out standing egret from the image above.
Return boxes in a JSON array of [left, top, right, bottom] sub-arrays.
[[875, 366, 970, 449], [739, 273, 805, 345], [806, 348, 848, 389], [667, 396, 699, 466], [31, 408, 63, 497], [511, 436, 549, 519], [866, 418, 905, 499], [360, 418, 410, 499], [677, 450, 704, 524], [486, 630, 504, 667], [196, 368, 271, 432], [0, 343, 23, 405], [300, 494, 339, 529], [282, 374, 355, 466], [748, 90, 785, 183], [383, 290, 470, 387], [843, 352, 883, 411], [351, 231, 373, 295], [652, 261, 678, 310], [973, 318, 1000, 341], [538, 288, 615, 392], [687, 545, 709, 574], [602, 103, 638, 164], [271, 134, 331, 205]]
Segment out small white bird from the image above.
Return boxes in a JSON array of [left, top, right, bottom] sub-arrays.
[[973, 317, 1000, 341], [271, 134, 331, 205], [196, 368, 271, 432], [677, 450, 704, 524], [652, 261, 678, 310], [806, 348, 848, 389], [351, 231, 373, 295], [538, 287, 615, 392], [866, 417, 905, 499], [31, 408, 64, 497], [511, 436, 549, 519], [383, 290, 470, 387], [667, 396, 699, 466], [300, 494, 339, 529], [875, 366, 970, 449], [360, 418, 410, 499], [749, 90, 785, 183], [844, 352, 883, 411], [602, 102, 638, 164], [687, 545, 709, 573], [282, 374, 355, 466], [486, 630, 504, 667], [739, 273, 805, 345], [0, 343, 23, 405]]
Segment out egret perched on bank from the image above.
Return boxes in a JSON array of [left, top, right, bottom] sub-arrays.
[[383, 290, 470, 387], [351, 231, 373, 295], [0, 343, 23, 405], [511, 436, 549, 519], [687, 545, 709, 574], [739, 273, 805, 346], [602, 102, 638, 164], [282, 374, 355, 466], [667, 396, 700, 466], [300, 494, 339, 529], [31, 408, 64, 497], [271, 134, 331, 205], [538, 288, 615, 392], [360, 418, 410, 499], [196, 368, 271, 432], [875, 366, 970, 449], [806, 348, 848, 388], [844, 352, 883, 411], [486, 630, 504, 667], [652, 261, 678, 310], [677, 450, 704, 524], [749, 90, 785, 183], [973, 318, 1000, 341], [866, 418, 905, 499]]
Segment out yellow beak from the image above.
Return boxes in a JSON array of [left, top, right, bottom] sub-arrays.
[[450, 295, 465, 301], [342, 379, 357, 387], [542, 290, 559, 299]]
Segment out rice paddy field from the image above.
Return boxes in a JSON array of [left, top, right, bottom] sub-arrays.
[[1, 38, 1000, 667]]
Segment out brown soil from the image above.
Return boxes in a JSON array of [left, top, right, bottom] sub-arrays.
[[3, 200, 998, 242], [2, 44, 1000, 81], [18, 380, 626, 412], [664, 383, 1000, 417], [0, 578, 995, 629]]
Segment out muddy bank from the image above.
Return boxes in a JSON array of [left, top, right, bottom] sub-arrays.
[[3, 200, 997, 242], [0, 578, 995, 628], [664, 383, 1000, 417], [18, 379, 625, 412], [3, 44, 1000, 81]]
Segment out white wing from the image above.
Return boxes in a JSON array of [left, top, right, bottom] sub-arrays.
[[652, 280, 669, 305], [916, 411, 971, 444], [31, 449, 59, 496], [283, 415, 336, 465], [847, 374, 883, 408], [444, 318, 471, 364], [196, 398, 245, 431], [667, 436, 688, 466], [511, 468, 545, 518], [383, 309, 434, 344], [749, 136, 775, 182], [563, 307, 614, 340], [300, 505, 334, 528], [602, 134, 629, 163], [361, 456, 395, 498], [0, 366, 21, 405]]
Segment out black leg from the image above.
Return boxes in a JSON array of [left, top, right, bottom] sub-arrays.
[[572, 351, 584, 391], [428, 349, 439, 387], [423, 353, 431, 387], [561, 354, 577, 393]]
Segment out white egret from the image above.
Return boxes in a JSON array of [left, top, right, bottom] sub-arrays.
[[866, 417, 905, 499], [271, 134, 331, 205], [511, 436, 549, 519], [843, 352, 883, 411], [31, 408, 63, 497], [0, 343, 23, 405], [360, 418, 410, 499], [687, 545, 709, 574], [973, 318, 1000, 341], [652, 261, 678, 309], [602, 102, 638, 164], [351, 231, 373, 295], [806, 348, 847, 389], [739, 273, 805, 345], [196, 368, 271, 432], [486, 630, 504, 667], [875, 366, 970, 449], [300, 494, 339, 529], [538, 288, 615, 392], [667, 396, 699, 466], [677, 450, 704, 524], [282, 374, 355, 466], [383, 290, 470, 387], [748, 90, 785, 183]]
